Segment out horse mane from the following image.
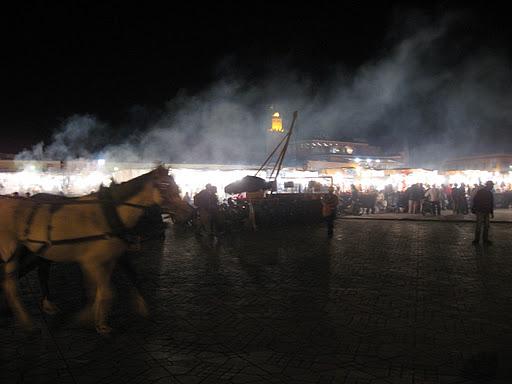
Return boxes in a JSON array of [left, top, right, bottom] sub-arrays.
[[106, 166, 171, 202], [31, 193, 76, 202]]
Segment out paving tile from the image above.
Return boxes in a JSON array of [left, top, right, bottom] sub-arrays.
[[2, 220, 512, 383]]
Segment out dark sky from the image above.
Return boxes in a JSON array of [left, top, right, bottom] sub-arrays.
[[2, 1, 511, 155]]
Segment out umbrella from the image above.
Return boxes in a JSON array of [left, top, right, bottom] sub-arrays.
[[224, 176, 271, 194]]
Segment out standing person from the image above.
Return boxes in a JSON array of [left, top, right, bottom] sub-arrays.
[[183, 191, 192, 204], [417, 183, 426, 213], [194, 184, 219, 235], [469, 183, 482, 208], [410, 183, 422, 214], [445, 184, 453, 210], [425, 185, 442, 216], [472, 181, 495, 245], [451, 183, 460, 214], [350, 184, 359, 203], [406, 184, 415, 213], [384, 184, 394, 211], [350, 184, 360, 215], [208, 185, 220, 233], [321, 186, 339, 237], [376, 190, 387, 213], [459, 183, 469, 215], [441, 184, 449, 210]]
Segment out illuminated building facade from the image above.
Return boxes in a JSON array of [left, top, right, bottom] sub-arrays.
[[295, 138, 404, 170], [443, 154, 512, 172]]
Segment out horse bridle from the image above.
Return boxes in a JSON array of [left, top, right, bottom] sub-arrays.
[[112, 179, 177, 211], [17, 173, 184, 255], [24, 178, 169, 235], [154, 178, 182, 214]]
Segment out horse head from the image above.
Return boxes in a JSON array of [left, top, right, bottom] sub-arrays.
[[150, 166, 194, 223]]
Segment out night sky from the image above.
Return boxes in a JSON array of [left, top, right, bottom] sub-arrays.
[[3, 2, 512, 162]]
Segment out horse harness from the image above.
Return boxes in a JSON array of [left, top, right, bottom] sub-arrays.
[[21, 190, 151, 256]]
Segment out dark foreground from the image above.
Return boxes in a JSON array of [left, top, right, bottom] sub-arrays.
[[2, 220, 512, 384]]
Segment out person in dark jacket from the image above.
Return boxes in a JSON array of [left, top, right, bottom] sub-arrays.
[[321, 186, 339, 237], [451, 183, 460, 214], [194, 184, 219, 235], [472, 180, 494, 245], [458, 183, 469, 215], [350, 184, 359, 202]]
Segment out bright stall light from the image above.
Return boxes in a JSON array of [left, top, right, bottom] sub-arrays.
[[1, 160, 511, 199]]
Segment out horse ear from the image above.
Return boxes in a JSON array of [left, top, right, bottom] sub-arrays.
[[154, 165, 169, 178]]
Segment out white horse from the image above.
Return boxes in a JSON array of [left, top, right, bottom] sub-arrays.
[[0, 166, 192, 333]]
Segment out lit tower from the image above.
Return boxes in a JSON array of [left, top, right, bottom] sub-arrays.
[[266, 111, 285, 156], [270, 112, 283, 133]]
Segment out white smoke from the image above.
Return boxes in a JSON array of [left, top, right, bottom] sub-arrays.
[[16, 115, 108, 160], [16, 13, 512, 168]]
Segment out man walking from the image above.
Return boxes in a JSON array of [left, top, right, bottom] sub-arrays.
[[472, 181, 494, 245], [321, 186, 339, 237]]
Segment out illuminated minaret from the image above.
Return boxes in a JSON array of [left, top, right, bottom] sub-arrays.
[[266, 111, 285, 156], [270, 112, 283, 133]]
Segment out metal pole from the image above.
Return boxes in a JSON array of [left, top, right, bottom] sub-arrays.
[[255, 133, 288, 177], [273, 111, 298, 181]]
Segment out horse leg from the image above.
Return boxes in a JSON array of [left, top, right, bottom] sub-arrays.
[[81, 260, 115, 334], [15, 250, 59, 315], [2, 255, 34, 331], [118, 254, 148, 317], [37, 259, 59, 315], [1, 247, 36, 317], [77, 274, 96, 326], [95, 260, 117, 334]]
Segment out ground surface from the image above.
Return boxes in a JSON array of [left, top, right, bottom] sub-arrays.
[[1, 217, 512, 384], [342, 208, 512, 222]]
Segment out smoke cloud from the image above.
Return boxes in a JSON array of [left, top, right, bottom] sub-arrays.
[[16, 12, 512, 168]]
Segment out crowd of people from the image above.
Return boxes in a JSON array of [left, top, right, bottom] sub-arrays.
[[331, 182, 512, 217], [403, 183, 472, 215], [4, 178, 502, 246], [182, 184, 256, 236], [321, 181, 497, 244]]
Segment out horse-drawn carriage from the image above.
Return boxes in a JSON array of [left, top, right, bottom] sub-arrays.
[[0, 166, 193, 334], [222, 175, 324, 228], [245, 193, 323, 226]]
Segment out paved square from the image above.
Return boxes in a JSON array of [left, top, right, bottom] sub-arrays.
[[2, 219, 512, 383]]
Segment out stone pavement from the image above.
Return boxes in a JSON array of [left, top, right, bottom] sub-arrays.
[[2, 220, 512, 383], [341, 208, 512, 223]]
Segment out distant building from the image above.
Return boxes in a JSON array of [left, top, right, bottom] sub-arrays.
[[264, 111, 404, 170], [443, 154, 512, 172], [0, 153, 15, 160], [295, 138, 404, 170]]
